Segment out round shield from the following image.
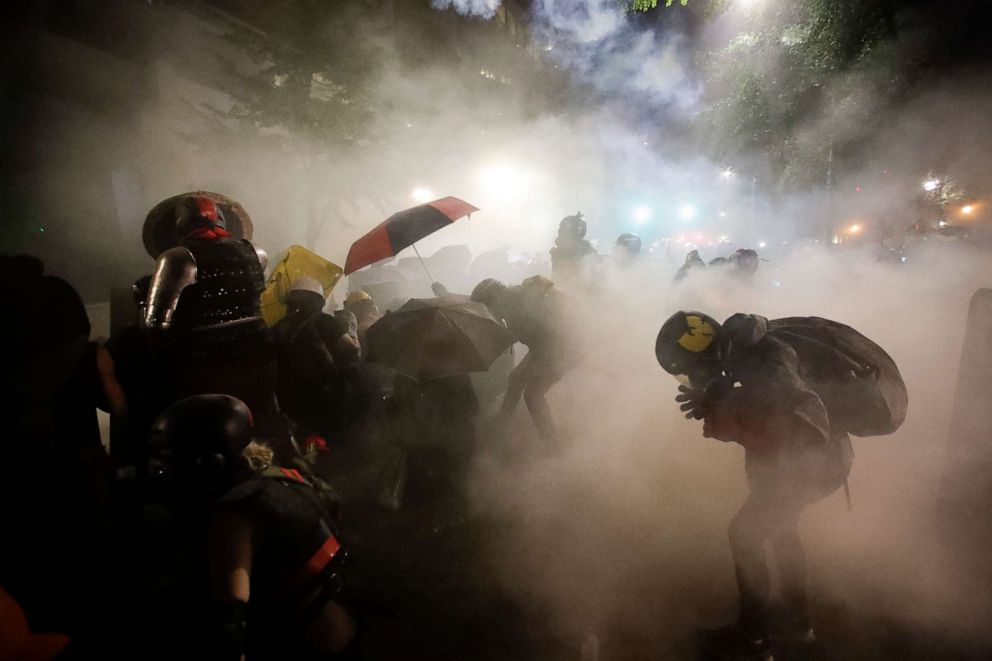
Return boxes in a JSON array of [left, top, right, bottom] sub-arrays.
[[142, 191, 254, 259]]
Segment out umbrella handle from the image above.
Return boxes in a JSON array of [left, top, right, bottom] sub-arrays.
[[412, 243, 435, 284]]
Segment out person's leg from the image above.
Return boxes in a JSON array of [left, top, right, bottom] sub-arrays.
[[500, 353, 533, 416], [728, 492, 807, 636], [523, 375, 559, 445], [770, 526, 811, 632]]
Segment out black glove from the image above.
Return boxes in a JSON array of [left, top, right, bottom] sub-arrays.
[[675, 376, 734, 420], [676, 385, 707, 420]]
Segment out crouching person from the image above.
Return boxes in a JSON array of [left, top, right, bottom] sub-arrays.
[[148, 395, 357, 660]]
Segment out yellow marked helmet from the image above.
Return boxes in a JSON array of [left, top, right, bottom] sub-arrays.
[[656, 310, 722, 378]]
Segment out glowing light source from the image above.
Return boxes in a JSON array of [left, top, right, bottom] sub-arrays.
[[720, 168, 735, 181], [718, 211, 727, 218], [632, 205, 652, 223], [477, 163, 527, 201], [962, 205, 974, 214], [923, 179, 940, 192], [411, 187, 434, 203], [677, 204, 697, 221], [758, 241, 767, 248], [848, 224, 862, 234]]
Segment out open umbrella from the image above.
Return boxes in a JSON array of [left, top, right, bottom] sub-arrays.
[[365, 295, 514, 379], [260, 245, 344, 326], [344, 197, 479, 278]]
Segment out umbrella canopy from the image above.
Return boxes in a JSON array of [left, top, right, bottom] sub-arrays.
[[344, 197, 479, 275], [365, 295, 514, 379], [142, 191, 253, 259], [260, 245, 343, 326]]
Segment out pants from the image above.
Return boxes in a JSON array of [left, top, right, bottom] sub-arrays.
[[730, 434, 852, 634], [502, 350, 563, 444]]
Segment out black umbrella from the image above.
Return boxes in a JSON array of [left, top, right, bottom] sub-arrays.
[[365, 295, 514, 379]]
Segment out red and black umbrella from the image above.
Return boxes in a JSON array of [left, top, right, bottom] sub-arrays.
[[344, 197, 479, 275]]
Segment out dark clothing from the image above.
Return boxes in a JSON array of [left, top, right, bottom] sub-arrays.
[[218, 469, 348, 660], [499, 277, 580, 443], [163, 237, 295, 460], [702, 313, 857, 635], [274, 309, 370, 444], [550, 239, 595, 283]]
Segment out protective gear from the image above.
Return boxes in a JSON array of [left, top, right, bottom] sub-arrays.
[[558, 213, 587, 239], [656, 311, 722, 382], [676, 377, 734, 420], [169, 238, 266, 333], [286, 276, 325, 313], [143, 246, 197, 330], [674, 250, 706, 281], [731, 249, 760, 276], [344, 290, 371, 305], [615, 233, 642, 256], [148, 394, 253, 487], [176, 195, 227, 238], [254, 246, 268, 271], [142, 191, 254, 259], [470, 278, 509, 310]]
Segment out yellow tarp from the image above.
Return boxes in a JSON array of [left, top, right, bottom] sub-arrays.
[[260, 245, 343, 326]]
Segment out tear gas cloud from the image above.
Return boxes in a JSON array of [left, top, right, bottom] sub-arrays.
[[9, 0, 992, 656]]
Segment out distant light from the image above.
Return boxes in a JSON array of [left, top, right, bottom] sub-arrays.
[[962, 205, 974, 214], [923, 179, 940, 192], [677, 204, 697, 221], [831, 234, 840, 245], [758, 241, 767, 248], [855, 186, 862, 193], [719, 235, 730, 242], [719, 211, 727, 218], [938, 220, 949, 228], [543, 44, 553, 52], [632, 205, 652, 223], [411, 187, 434, 203], [849, 224, 862, 234], [720, 168, 735, 181]]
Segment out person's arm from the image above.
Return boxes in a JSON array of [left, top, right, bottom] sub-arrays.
[[701, 344, 830, 451], [96, 346, 127, 417], [208, 509, 254, 661]]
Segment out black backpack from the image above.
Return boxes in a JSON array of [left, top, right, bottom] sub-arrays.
[[767, 317, 907, 437]]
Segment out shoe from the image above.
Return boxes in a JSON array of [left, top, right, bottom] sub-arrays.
[[698, 624, 773, 661]]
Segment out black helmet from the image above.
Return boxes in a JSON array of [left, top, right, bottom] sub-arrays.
[[470, 278, 508, 309], [176, 195, 228, 238], [149, 395, 253, 486], [558, 213, 587, 239], [655, 311, 722, 380], [615, 233, 642, 255]]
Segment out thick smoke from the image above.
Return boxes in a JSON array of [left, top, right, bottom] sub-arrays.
[[8, 1, 992, 657]]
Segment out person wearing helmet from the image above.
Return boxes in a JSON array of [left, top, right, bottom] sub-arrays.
[[730, 249, 760, 278], [612, 233, 642, 267], [471, 276, 580, 446], [136, 395, 356, 661], [674, 250, 706, 281], [550, 213, 597, 286], [655, 311, 863, 660], [140, 195, 297, 464], [343, 290, 380, 355], [273, 278, 365, 449]]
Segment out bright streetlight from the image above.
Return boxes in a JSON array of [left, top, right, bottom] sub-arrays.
[[411, 186, 434, 203], [962, 204, 974, 214]]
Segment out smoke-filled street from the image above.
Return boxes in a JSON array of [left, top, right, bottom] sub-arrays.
[[2, 2, 992, 660]]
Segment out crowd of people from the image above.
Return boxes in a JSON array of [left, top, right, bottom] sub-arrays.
[[1, 192, 910, 661]]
